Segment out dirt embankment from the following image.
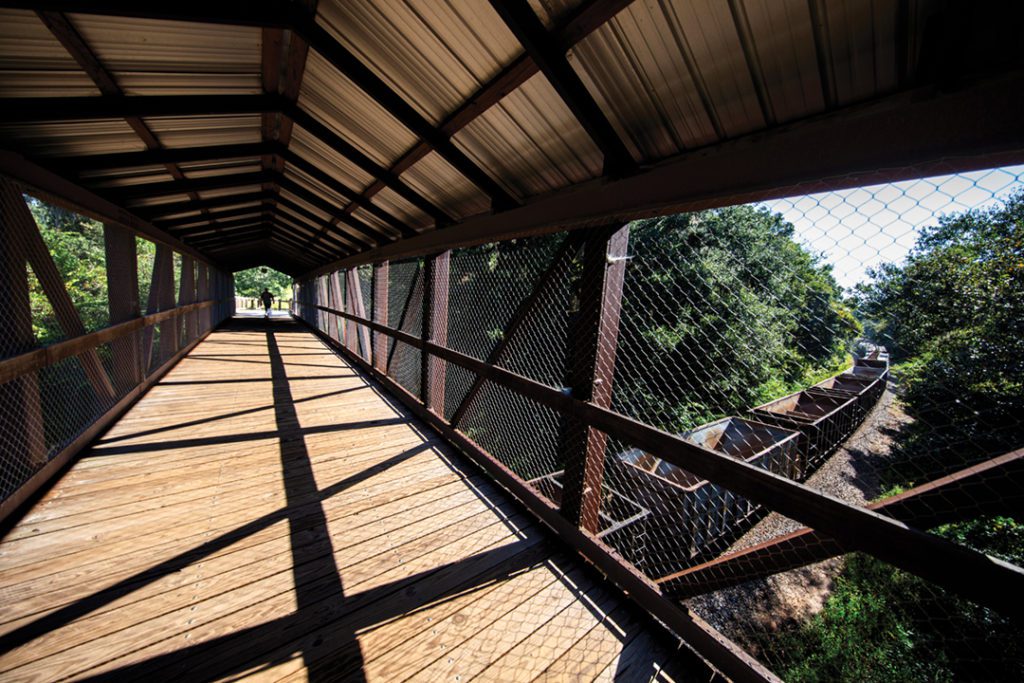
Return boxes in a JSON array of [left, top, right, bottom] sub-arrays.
[[686, 385, 912, 647]]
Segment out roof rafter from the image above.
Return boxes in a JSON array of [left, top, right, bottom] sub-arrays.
[[35, 10, 232, 233], [488, 0, 636, 177], [139, 191, 271, 220], [340, 0, 638, 217]]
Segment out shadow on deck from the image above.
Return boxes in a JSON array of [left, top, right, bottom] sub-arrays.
[[0, 316, 708, 681]]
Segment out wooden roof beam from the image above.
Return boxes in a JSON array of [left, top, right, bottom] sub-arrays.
[[158, 203, 273, 230], [55, 143, 277, 173], [138, 191, 271, 220], [342, 0, 638, 215], [488, 0, 636, 177], [52, 142, 418, 239]]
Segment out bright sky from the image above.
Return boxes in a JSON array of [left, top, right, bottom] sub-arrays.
[[759, 165, 1024, 290]]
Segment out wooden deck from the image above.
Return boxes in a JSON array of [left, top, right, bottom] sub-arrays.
[[0, 317, 702, 682]]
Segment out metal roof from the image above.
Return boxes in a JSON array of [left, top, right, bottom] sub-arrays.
[[0, 1, 1021, 276]]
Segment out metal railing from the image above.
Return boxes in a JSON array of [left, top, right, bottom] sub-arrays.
[[292, 166, 1024, 681], [0, 177, 234, 523]]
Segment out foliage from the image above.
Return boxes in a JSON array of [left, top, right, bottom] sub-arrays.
[[765, 539, 1024, 683], [856, 190, 1024, 488], [615, 205, 859, 431], [233, 266, 292, 300], [762, 191, 1024, 682], [26, 199, 109, 344]]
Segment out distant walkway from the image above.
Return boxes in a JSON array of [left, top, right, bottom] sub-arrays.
[[0, 316, 701, 682]]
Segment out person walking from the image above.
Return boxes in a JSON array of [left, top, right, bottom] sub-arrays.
[[260, 289, 274, 318]]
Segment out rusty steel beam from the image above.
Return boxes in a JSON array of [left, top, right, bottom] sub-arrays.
[[658, 448, 1024, 599], [558, 225, 629, 532], [304, 299, 1024, 618]]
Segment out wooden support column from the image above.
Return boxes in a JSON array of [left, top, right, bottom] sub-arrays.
[[421, 251, 450, 414], [103, 222, 140, 389], [559, 225, 630, 533], [196, 261, 209, 333], [328, 272, 343, 344], [0, 180, 116, 403], [154, 245, 178, 364], [0, 178, 46, 468], [178, 255, 196, 343], [346, 268, 371, 358], [373, 261, 389, 372]]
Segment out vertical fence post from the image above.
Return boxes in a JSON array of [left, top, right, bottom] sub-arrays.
[[559, 225, 630, 533], [0, 178, 46, 467], [373, 261, 389, 373], [329, 272, 343, 342], [197, 262, 209, 332], [346, 268, 371, 358], [421, 251, 450, 414], [178, 255, 196, 344], [103, 223, 141, 389]]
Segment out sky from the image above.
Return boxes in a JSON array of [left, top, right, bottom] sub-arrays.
[[759, 164, 1024, 290]]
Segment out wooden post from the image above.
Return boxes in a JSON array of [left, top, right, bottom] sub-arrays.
[[559, 225, 630, 533], [328, 273, 343, 343], [155, 245, 178, 364], [178, 255, 196, 342], [373, 261, 389, 372], [0, 178, 47, 468], [421, 251, 450, 414], [196, 262, 209, 332], [103, 222, 141, 390], [346, 268, 371, 358]]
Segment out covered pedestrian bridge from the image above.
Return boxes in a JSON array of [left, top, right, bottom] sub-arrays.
[[0, 2, 1022, 681]]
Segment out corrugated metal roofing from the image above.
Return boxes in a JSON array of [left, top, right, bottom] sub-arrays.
[[0, 10, 99, 96], [0, 0, 1000, 277], [317, 0, 523, 124]]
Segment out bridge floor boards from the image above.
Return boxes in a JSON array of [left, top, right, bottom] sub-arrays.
[[0, 317, 697, 682]]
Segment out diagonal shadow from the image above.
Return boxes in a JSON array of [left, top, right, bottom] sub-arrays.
[[96, 385, 370, 445], [265, 328, 366, 683], [75, 538, 549, 682], [0, 443, 432, 655], [87, 416, 409, 456]]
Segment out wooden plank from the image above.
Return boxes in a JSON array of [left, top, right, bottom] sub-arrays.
[[303, 316, 774, 683], [0, 321, 215, 526]]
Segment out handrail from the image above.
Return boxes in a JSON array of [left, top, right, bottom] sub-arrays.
[[306, 301, 1024, 617], [657, 448, 1024, 598], [0, 299, 217, 385]]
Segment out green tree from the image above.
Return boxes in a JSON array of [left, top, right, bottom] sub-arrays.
[[26, 198, 109, 344], [615, 205, 858, 431], [233, 266, 292, 300], [762, 191, 1024, 682], [856, 190, 1024, 486]]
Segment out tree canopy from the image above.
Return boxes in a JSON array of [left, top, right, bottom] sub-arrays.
[[233, 266, 292, 300], [615, 205, 859, 431]]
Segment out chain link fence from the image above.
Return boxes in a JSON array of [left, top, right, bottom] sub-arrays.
[[295, 163, 1023, 681], [0, 184, 234, 516]]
